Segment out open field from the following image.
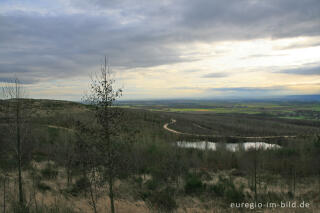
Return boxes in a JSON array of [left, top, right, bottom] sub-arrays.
[[118, 100, 320, 121], [118, 100, 320, 144]]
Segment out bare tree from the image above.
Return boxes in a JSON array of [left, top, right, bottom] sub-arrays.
[[84, 57, 123, 213], [1, 78, 28, 209]]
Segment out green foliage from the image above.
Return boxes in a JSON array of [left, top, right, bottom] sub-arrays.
[[138, 178, 161, 201], [225, 184, 245, 203], [75, 176, 90, 190], [259, 191, 283, 203], [145, 179, 159, 191], [313, 135, 320, 150], [209, 183, 225, 197], [10, 201, 29, 213], [147, 187, 177, 213], [132, 176, 143, 188], [41, 164, 58, 179], [184, 174, 204, 194], [37, 182, 51, 192], [275, 148, 298, 157], [32, 151, 48, 162], [208, 176, 245, 202], [65, 176, 90, 196]]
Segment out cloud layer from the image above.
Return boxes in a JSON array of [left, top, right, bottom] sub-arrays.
[[1, 0, 320, 100]]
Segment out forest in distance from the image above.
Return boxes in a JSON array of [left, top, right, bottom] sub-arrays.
[[1, 76, 320, 212]]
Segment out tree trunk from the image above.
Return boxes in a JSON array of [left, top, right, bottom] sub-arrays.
[[32, 174, 38, 212], [16, 100, 24, 206], [3, 176, 6, 213], [67, 166, 71, 187], [109, 175, 115, 213], [318, 171, 320, 194], [293, 168, 296, 197], [254, 143, 257, 202], [89, 183, 97, 213], [66, 157, 72, 187]]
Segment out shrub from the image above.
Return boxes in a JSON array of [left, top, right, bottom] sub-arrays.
[[259, 191, 283, 203], [138, 179, 161, 201], [208, 176, 245, 202], [75, 176, 90, 190], [10, 201, 29, 213], [32, 151, 48, 162], [145, 179, 159, 191], [41, 165, 58, 179], [225, 184, 245, 202], [209, 183, 225, 197], [147, 187, 177, 212], [66, 176, 90, 196], [132, 176, 143, 188], [184, 174, 204, 194], [37, 182, 51, 192]]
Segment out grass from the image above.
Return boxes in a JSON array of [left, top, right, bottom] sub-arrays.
[[168, 108, 261, 114], [280, 116, 308, 120], [2, 164, 319, 213], [117, 101, 320, 120]]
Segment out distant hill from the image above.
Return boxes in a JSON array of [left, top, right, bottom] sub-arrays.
[[281, 95, 320, 102], [119, 94, 320, 105]]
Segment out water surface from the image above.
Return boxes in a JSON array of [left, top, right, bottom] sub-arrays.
[[176, 141, 281, 152]]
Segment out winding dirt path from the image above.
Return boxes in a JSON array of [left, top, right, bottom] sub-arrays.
[[163, 119, 185, 134], [163, 119, 297, 139]]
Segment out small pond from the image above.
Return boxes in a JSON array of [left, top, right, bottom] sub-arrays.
[[176, 141, 281, 152]]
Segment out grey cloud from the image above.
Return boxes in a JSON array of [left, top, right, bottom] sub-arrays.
[[241, 54, 287, 59], [170, 86, 288, 98], [0, 77, 36, 85], [0, 0, 320, 85], [172, 86, 203, 90], [202, 73, 229, 78], [275, 41, 320, 50], [207, 86, 287, 97], [179, 0, 320, 40], [69, 0, 320, 41], [182, 70, 199, 73], [280, 66, 320, 75], [0, 14, 189, 82], [211, 86, 284, 93]]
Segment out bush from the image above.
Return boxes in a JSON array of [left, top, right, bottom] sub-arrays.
[[138, 179, 161, 201], [209, 183, 225, 197], [132, 176, 143, 188], [37, 182, 51, 192], [65, 176, 90, 196], [259, 191, 283, 203], [32, 151, 48, 162], [147, 187, 177, 212], [145, 179, 159, 191], [10, 201, 29, 213], [208, 176, 245, 202], [41, 165, 58, 179], [184, 174, 204, 194], [75, 176, 90, 190], [225, 184, 245, 202]]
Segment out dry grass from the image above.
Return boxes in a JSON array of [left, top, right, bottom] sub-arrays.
[[0, 164, 319, 212]]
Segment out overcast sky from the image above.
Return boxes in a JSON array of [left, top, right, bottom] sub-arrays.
[[1, 0, 320, 100]]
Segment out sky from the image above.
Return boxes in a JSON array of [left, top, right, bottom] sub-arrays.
[[0, 0, 320, 101]]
